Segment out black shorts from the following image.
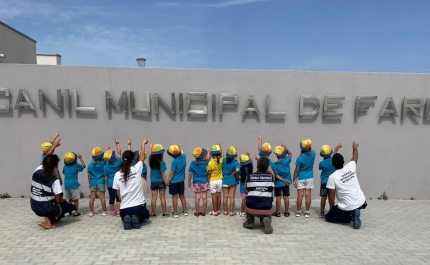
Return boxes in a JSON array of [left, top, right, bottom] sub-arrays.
[[274, 186, 290, 197], [320, 184, 328, 197], [169, 181, 185, 195]]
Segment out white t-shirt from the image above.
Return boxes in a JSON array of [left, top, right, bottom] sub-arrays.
[[326, 161, 365, 211], [113, 161, 146, 209], [35, 165, 63, 195]]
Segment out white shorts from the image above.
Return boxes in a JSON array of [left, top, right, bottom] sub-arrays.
[[209, 180, 222, 193], [297, 179, 314, 190], [64, 188, 80, 200]]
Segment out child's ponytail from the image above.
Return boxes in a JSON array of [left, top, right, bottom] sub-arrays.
[[120, 150, 134, 183]]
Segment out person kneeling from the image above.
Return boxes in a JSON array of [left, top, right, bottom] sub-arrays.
[[243, 156, 275, 234], [113, 138, 150, 230]]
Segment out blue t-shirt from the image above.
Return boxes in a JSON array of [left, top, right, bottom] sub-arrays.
[[189, 160, 209, 184], [171, 154, 186, 183], [269, 160, 277, 179], [274, 156, 292, 187], [63, 163, 85, 190], [142, 164, 147, 177], [87, 161, 106, 187], [319, 158, 335, 184], [222, 159, 240, 186], [150, 159, 167, 183], [295, 149, 316, 180], [104, 158, 122, 188]]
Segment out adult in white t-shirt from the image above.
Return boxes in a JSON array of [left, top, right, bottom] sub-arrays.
[[325, 142, 367, 229], [113, 138, 150, 230]]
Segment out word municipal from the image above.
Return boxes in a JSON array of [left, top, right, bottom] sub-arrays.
[[0, 88, 429, 120]]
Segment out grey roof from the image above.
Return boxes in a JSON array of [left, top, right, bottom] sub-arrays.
[[0, 21, 37, 43]]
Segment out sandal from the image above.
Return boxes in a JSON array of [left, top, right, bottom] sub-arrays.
[[38, 223, 55, 229], [284, 212, 290, 217], [272, 212, 281, 217], [229, 212, 236, 216], [194, 212, 199, 217], [223, 211, 228, 215], [200, 212, 205, 216], [209, 211, 217, 216]]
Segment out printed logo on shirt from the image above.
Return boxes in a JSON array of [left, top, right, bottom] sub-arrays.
[[340, 170, 356, 183], [31, 186, 42, 196], [250, 174, 272, 181], [118, 171, 138, 183]]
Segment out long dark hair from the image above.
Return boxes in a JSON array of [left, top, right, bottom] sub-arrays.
[[240, 163, 253, 183], [120, 150, 134, 183], [149, 154, 163, 169], [212, 154, 221, 164], [42, 154, 60, 180]]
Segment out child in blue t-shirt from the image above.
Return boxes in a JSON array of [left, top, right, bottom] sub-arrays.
[[128, 140, 148, 181], [293, 138, 316, 218], [257, 135, 278, 181], [63, 152, 86, 216], [222, 146, 240, 216], [88, 146, 107, 217], [273, 142, 293, 217], [40, 131, 63, 185], [188, 147, 210, 216], [319, 143, 342, 218], [239, 153, 253, 217], [149, 144, 168, 218], [103, 139, 123, 217], [167, 143, 188, 218]]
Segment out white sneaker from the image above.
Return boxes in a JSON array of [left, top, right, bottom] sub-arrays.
[[304, 211, 310, 218], [102, 211, 109, 216], [295, 211, 301, 217]]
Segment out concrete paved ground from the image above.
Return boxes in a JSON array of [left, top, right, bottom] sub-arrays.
[[0, 198, 428, 265]]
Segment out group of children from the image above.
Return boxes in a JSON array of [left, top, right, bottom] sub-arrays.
[[40, 132, 342, 219]]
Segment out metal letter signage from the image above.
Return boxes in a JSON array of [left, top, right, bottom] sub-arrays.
[[299, 94, 319, 118], [130, 91, 151, 116], [402, 97, 423, 119], [155, 92, 176, 115], [219, 93, 238, 116], [242, 95, 260, 116], [38, 89, 63, 113], [425, 98, 430, 121], [355, 96, 377, 118], [105, 91, 128, 113], [265, 95, 286, 119], [323, 95, 345, 118], [72, 89, 96, 114], [380, 97, 399, 117], [14, 89, 35, 111], [186, 92, 208, 117], [0, 88, 11, 112]]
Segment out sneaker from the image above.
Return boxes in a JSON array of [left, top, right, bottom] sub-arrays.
[[172, 212, 179, 218], [262, 217, 273, 234], [131, 215, 140, 229], [123, 215, 132, 230], [162, 212, 169, 218], [295, 211, 301, 217], [304, 211, 310, 218], [73, 212, 82, 217], [102, 211, 109, 216], [116, 211, 121, 217], [239, 212, 246, 217], [150, 213, 156, 218], [110, 211, 116, 216], [183, 210, 188, 216], [352, 209, 361, 229], [88, 211, 95, 217], [320, 212, 325, 218], [243, 219, 254, 229]]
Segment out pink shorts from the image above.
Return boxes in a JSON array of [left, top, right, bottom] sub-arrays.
[[241, 193, 246, 199], [193, 183, 210, 193]]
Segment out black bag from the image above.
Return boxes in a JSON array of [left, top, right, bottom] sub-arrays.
[[48, 199, 62, 219]]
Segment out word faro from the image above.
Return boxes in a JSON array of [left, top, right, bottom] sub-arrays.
[[0, 88, 429, 120]]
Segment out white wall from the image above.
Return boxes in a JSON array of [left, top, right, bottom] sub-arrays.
[[0, 64, 429, 200], [0, 23, 36, 64], [36, 54, 61, 65]]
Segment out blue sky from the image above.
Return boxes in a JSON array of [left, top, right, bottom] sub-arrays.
[[1, 0, 430, 72]]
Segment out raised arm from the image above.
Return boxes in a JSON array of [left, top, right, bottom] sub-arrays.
[[217, 141, 222, 154], [334, 143, 342, 154], [127, 139, 131, 151], [50, 132, 60, 143], [258, 135, 262, 153], [77, 153, 86, 168], [115, 139, 121, 156], [139, 138, 148, 163], [149, 144, 153, 155], [179, 142, 184, 153], [47, 138, 61, 156], [282, 141, 292, 157], [351, 141, 359, 163]]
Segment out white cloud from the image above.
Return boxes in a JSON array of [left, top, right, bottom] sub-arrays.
[[157, 0, 267, 8]]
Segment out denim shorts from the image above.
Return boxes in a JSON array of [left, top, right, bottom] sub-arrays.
[[90, 184, 105, 192], [150, 181, 166, 191]]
